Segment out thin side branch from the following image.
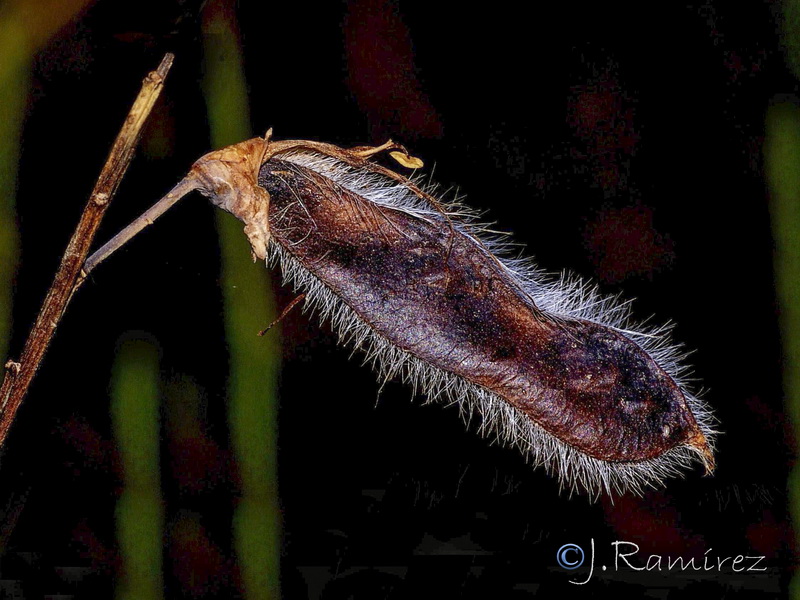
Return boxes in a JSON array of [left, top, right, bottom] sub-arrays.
[[0, 53, 175, 447], [81, 176, 199, 279]]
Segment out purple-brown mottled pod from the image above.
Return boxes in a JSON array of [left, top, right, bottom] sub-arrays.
[[85, 131, 716, 497]]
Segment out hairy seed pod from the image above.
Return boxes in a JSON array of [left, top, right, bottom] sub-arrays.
[[91, 132, 716, 497]]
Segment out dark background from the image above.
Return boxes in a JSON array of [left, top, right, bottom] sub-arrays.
[[0, 0, 794, 597]]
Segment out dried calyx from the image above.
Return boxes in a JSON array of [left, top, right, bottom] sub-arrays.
[[190, 130, 428, 260]]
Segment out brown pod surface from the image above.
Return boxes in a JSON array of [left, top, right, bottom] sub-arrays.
[[259, 157, 710, 465]]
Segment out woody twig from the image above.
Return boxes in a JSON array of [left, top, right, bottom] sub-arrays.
[[0, 53, 174, 448]]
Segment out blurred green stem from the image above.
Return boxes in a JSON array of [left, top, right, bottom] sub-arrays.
[[202, 1, 281, 598], [112, 339, 163, 600], [765, 102, 800, 600], [0, 9, 27, 364]]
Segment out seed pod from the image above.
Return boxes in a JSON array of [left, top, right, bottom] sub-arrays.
[[91, 132, 717, 497]]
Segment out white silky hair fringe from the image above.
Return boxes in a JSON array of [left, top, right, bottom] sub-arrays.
[[267, 150, 718, 498]]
